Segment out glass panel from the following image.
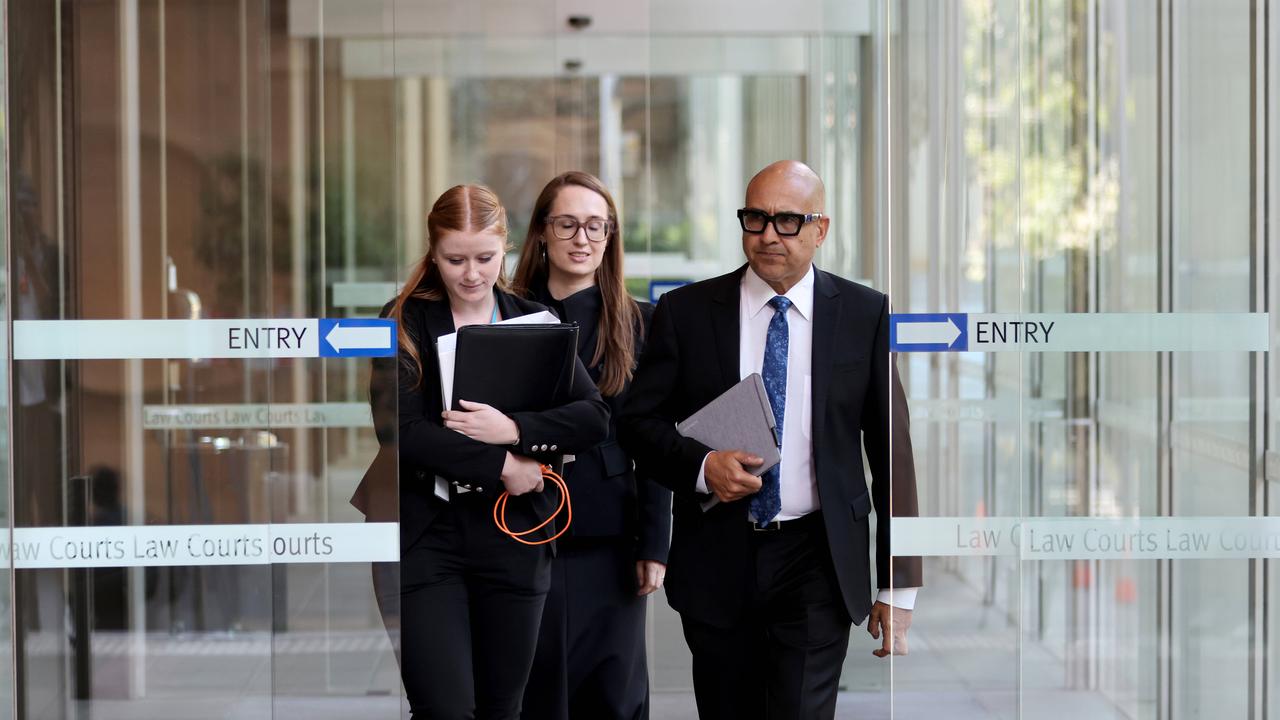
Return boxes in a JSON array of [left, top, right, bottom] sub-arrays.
[[5, 1, 402, 717], [890, 1, 1271, 719], [271, 3, 402, 715], [0, 2, 12, 714], [639, 6, 879, 717], [1169, 1, 1254, 714], [5, 2, 1273, 719], [890, 0, 1026, 716]]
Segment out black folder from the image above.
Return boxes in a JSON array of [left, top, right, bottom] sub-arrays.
[[451, 323, 580, 413]]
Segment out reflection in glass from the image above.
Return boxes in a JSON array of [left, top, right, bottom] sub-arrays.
[[5, 2, 400, 717]]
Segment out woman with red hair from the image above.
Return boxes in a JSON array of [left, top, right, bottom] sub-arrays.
[[373, 183, 610, 720]]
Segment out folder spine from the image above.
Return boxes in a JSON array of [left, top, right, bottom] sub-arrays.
[[751, 374, 781, 447]]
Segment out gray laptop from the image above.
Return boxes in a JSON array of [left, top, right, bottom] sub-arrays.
[[677, 373, 782, 482]]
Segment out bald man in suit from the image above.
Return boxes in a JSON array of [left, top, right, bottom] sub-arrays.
[[619, 161, 922, 719]]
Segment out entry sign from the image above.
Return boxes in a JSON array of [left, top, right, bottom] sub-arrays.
[[13, 318, 397, 360], [889, 312, 1268, 353]]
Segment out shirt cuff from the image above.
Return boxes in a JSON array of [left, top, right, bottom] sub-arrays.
[[695, 453, 711, 494], [876, 587, 919, 610]]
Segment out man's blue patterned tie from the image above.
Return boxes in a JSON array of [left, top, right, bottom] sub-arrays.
[[751, 295, 791, 527]]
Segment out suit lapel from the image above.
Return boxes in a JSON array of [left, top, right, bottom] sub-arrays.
[[810, 269, 841, 452], [710, 266, 748, 390], [422, 297, 456, 342]]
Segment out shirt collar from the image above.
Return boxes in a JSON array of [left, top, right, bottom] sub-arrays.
[[742, 264, 815, 321]]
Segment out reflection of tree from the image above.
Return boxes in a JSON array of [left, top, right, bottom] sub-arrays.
[[196, 154, 396, 311], [321, 166, 396, 272], [961, 0, 1120, 283], [623, 215, 690, 255], [195, 155, 291, 311]]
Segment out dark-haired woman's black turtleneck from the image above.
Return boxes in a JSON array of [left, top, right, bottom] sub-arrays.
[[521, 281, 671, 720]]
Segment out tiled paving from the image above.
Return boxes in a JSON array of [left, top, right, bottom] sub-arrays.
[[4, 560, 1134, 719]]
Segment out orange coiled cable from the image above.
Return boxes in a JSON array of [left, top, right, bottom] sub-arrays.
[[492, 465, 572, 545]]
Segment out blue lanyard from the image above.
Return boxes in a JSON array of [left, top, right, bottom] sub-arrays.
[[490, 303, 500, 324]]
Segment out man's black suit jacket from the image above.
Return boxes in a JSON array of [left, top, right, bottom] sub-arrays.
[[618, 265, 922, 627]]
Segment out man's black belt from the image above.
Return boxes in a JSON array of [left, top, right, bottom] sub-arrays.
[[750, 510, 823, 533]]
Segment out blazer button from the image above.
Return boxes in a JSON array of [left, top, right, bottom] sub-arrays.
[[540, 444, 549, 452], [550, 445, 558, 451]]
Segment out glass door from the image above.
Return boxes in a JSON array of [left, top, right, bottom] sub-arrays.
[[5, 2, 404, 717], [886, 1, 1275, 718]]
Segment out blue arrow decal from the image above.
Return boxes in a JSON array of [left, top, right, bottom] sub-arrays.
[[319, 318, 397, 357], [890, 313, 968, 352]]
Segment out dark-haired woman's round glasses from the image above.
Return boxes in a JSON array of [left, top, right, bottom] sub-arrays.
[[737, 208, 824, 237], [547, 215, 611, 242]]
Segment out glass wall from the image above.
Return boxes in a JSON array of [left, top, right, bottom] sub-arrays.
[[5, 1, 401, 717], [891, 0, 1274, 718], [2, 2, 13, 714], [3, 0, 1278, 718]]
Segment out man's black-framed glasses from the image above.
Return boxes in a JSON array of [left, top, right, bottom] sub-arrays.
[[737, 208, 824, 237], [546, 215, 612, 242]]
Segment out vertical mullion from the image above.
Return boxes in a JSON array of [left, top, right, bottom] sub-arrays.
[[1247, 0, 1269, 717], [3, 0, 19, 715], [1156, 1, 1175, 717]]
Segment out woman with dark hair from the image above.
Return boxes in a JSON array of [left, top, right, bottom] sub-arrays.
[[512, 171, 671, 720], [365, 183, 609, 720]]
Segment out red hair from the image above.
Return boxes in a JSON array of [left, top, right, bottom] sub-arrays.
[[388, 184, 509, 385]]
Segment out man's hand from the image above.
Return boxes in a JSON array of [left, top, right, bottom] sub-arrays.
[[704, 450, 764, 502], [868, 601, 911, 657], [635, 560, 666, 596], [443, 400, 520, 445], [500, 452, 544, 496]]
